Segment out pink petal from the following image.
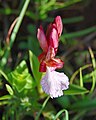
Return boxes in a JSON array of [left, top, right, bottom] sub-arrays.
[[41, 67, 69, 98], [54, 16, 63, 37], [45, 47, 56, 61], [37, 25, 48, 52], [46, 24, 58, 50], [50, 26, 59, 49]]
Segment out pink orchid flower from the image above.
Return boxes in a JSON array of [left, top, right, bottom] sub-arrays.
[[37, 16, 69, 98]]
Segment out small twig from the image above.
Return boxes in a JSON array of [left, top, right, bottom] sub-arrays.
[[0, 0, 30, 68], [6, 18, 18, 45]]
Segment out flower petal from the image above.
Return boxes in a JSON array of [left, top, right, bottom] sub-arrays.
[[50, 27, 59, 49], [54, 16, 63, 37], [54, 72, 69, 90], [37, 25, 48, 52], [38, 52, 46, 62], [41, 67, 69, 98], [39, 61, 46, 72], [45, 47, 56, 61], [46, 24, 58, 50], [46, 58, 64, 70]]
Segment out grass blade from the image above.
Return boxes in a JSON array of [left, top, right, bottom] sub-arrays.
[[54, 109, 69, 120]]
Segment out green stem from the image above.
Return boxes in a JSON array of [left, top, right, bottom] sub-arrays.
[[88, 47, 96, 69], [54, 109, 69, 120], [0, 0, 30, 68], [88, 47, 96, 93], [79, 68, 83, 87], [35, 96, 50, 120], [0, 8, 38, 20], [70, 64, 92, 84], [90, 72, 95, 93]]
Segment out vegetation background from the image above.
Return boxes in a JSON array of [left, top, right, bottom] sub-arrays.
[[0, 0, 96, 120]]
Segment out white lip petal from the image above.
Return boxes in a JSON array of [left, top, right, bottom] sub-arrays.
[[41, 67, 69, 98]]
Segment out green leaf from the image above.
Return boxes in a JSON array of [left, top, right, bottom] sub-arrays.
[[29, 50, 42, 84], [64, 84, 89, 95], [6, 84, 14, 95], [8, 60, 35, 92], [0, 69, 8, 81], [0, 95, 12, 101], [0, 101, 9, 105]]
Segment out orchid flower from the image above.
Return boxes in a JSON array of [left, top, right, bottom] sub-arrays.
[[37, 16, 69, 98]]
